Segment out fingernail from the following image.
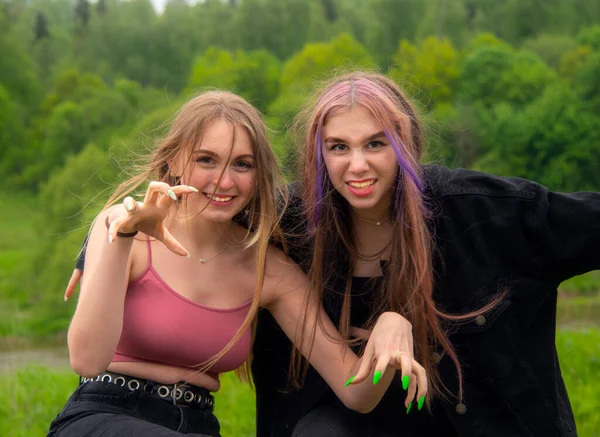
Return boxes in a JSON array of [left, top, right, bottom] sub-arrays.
[[189, 186, 198, 193], [108, 234, 113, 244], [185, 252, 191, 259], [345, 376, 355, 387], [406, 402, 412, 415], [124, 197, 134, 211], [373, 370, 382, 385], [168, 189, 177, 200], [402, 374, 410, 390], [64, 295, 68, 302], [418, 395, 425, 411]]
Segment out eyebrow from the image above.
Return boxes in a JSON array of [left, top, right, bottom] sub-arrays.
[[194, 149, 255, 160], [323, 131, 386, 144]]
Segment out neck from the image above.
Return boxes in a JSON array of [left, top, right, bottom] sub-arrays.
[[171, 210, 236, 250], [350, 194, 393, 226]]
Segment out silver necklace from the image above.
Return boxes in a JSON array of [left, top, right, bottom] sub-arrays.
[[356, 215, 390, 226], [179, 223, 229, 264]]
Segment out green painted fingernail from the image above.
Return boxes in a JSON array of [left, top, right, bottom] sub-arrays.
[[402, 374, 410, 390], [406, 402, 412, 414], [345, 376, 355, 387], [373, 370, 382, 385], [167, 189, 177, 200], [189, 186, 198, 192], [418, 395, 425, 411]]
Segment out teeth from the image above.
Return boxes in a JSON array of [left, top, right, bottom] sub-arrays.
[[348, 180, 375, 189], [205, 194, 233, 202]]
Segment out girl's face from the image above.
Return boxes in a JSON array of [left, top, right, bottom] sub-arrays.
[[180, 119, 256, 222], [321, 106, 398, 217]]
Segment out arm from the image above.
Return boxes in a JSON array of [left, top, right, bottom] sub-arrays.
[[68, 206, 135, 376], [528, 187, 600, 282], [68, 182, 195, 376], [262, 249, 426, 414]]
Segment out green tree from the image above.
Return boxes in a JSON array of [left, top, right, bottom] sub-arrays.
[[391, 36, 460, 109], [460, 45, 556, 107], [574, 53, 600, 113], [187, 48, 281, 113], [577, 25, 600, 51], [365, 0, 426, 63], [522, 34, 578, 70], [475, 84, 600, 191], [559, 46, 594, 80], [0, 86, 29, 184]]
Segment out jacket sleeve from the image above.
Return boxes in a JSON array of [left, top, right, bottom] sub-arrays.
[[528, 184, 600, 283], [75, 234, 88, 271]]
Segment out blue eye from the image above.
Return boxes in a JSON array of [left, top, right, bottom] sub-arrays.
[[196, 156, 214, 164], [234, 161, 253, 170]]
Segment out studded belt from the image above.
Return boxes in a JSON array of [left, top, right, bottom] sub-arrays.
[[80, 371, 215, 410]]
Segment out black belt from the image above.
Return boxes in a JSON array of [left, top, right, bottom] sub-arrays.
[[80, 371, 215, 410]]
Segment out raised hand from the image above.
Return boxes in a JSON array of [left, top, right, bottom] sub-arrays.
[[105, 182, 198, 257], [349, 312, 427, 412]]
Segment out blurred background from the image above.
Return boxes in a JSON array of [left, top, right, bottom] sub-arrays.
[[1, 0, 599, 435]]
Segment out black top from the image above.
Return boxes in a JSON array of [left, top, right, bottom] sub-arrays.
[[76, 165, 599, 437], [252, 166, 600, 437]]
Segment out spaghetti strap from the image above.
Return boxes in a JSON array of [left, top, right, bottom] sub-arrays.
[[145, 235, 153, 267]]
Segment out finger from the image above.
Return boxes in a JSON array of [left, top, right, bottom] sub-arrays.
[[405, 371, 417, 408], [411, 360, 428, 411], [395, 350, 413, 392], [64, 269, 83, 301], [107, 215, 131, 244], [348, 343, 375, 385], [158, 227, 190, 257], [144, 181, 176, 205], [349, 326, 371, 341], [371, 351, 391, 385], [157, 185, 199, 208], [123, 196, 139, 214]]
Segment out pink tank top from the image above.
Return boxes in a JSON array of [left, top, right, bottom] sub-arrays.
[[112, 238, 252, 374]]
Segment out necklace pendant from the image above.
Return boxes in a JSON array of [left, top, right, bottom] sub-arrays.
[[200, 258, 206, 263]]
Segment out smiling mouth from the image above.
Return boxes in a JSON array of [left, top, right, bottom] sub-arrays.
[[204, 193, 234, 202], [347, 180, 376, 189]]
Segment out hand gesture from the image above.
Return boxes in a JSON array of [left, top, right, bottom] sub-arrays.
[[104, 182, 198, 257], [349, 312, 427, 412]]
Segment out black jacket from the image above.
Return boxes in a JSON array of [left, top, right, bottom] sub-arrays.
[[252, 166, 600, 437]]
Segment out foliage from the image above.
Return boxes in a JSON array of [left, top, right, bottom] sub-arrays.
[[187, 48, 282, 112], [459, 45, 557, 107], [391, 36, 461, 108]]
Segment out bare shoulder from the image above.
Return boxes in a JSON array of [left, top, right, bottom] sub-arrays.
[[261, 244, 308, 309]]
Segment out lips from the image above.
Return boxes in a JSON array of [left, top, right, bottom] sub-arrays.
[[345, 179, 377, 197]]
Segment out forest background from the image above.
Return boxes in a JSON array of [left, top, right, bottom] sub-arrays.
[[1, 0, 600, 436]]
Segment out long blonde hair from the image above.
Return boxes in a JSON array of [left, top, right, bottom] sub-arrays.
[[105, 91, 288, 382]]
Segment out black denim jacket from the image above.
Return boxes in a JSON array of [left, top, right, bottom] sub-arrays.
[[252, 166, 600, 437]]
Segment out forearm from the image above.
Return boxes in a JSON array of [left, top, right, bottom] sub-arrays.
[[341, 355, 396, 413], [68, 234, 133, 376]]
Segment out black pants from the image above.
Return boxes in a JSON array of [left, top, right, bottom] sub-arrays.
[[47, 380, 220, 436], [292, 404, 362, 437]]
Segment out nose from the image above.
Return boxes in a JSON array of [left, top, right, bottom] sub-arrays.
[[213, 168, 234, 191], [348, 150, 369, 174]]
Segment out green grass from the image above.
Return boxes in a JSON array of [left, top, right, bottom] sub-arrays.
[[0, 367, 255, 437], [0, 329, 598, 436], [561, 272, 600, 295], [555, 328, 600, 437]]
